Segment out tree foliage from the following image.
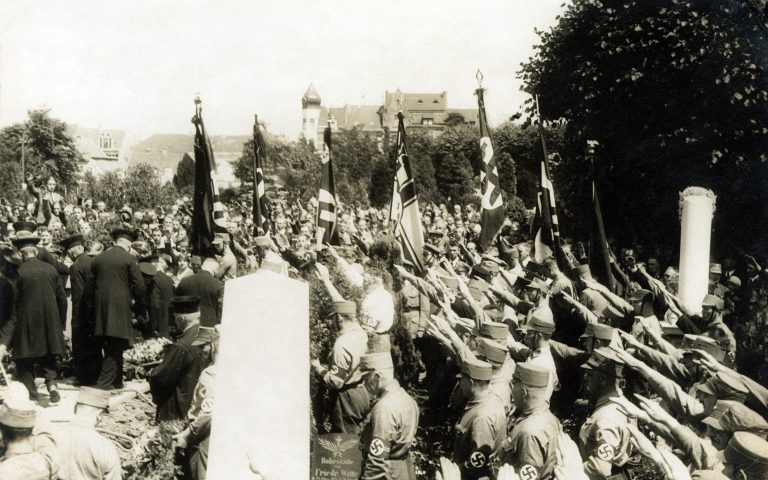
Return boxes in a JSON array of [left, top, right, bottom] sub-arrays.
[[82, 163, 177, 211], [172, 154, 195, 194], [0, 108, 83, 201], [519, 0, 768, 255]]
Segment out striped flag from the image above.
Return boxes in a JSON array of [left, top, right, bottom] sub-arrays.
[[316, 125, 339, 246], [190, 97, 228, 257], [476, 88, 504, 250], [252, 115, 270, 235], [531, 121, 568, 268], [390, 112, 425, 273]]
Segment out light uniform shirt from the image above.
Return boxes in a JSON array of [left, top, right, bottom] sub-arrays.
[[453, 390, 507, 478], [497, 405, 561, 478], [52, 420, 122, 480], [579, 395, 633, 479]]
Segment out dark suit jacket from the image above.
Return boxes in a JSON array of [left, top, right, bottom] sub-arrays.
[[149, 325, 204, 420], [70, 253, 94, 331], [0, 258, 66, 358], [88, 245, 145, 341], [153, 271, 174, 337], [176, 271, 224, 327]]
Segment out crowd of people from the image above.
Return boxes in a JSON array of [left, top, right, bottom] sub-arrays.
[[0, 174, 768, 479]]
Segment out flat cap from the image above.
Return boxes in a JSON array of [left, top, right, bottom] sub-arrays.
[[359, 352, 394, 372], [332, 300, 356, 315], [524, 261, 548, 280], [702, 294, 724, 310], [701, 400, 731, 431], [139, 262, 157, 277], [423, 244, 443, 257], [513, 275, 532, 290], [477, 338, 507, 366], [697, 372, 748, 401], [0, 245, 21, 266], [709, 263, 722, 274], [724, 432, 768, 473], [110, 227, 138, 242], [12, 221, 37, 234], [171, 295, 201, 314], [467, 277, 490, 301], [720, 403, 768, 437], [478, 321, 509, 341], [681, 335, 726, 362], [48, 244, 64, 256], [521, 307, 555, 335], [582, 347, 624, 377], [77, 386, 111, 409], [60, 234, 85, 251], [580, 322, 616, 341], [0, 401, 36, 428], [461, 358, 493, 381], [482, 305, 503, 323], [513, 361, 550, 388], [11, 236, 40, 249]]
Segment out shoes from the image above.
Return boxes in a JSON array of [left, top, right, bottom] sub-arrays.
[[49, 389, 61, 404]]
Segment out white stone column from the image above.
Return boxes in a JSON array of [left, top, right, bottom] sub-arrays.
[[678, 187, 716, 313]]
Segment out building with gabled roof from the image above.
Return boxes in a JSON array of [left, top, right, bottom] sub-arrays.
[[299, 85, 479, 147], [67, 125, 140, 175]]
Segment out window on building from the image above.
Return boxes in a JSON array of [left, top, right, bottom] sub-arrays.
[[99, 132, 113, 151], [422, 118, 434, 126]]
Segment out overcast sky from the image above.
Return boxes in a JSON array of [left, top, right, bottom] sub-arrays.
[[0, 0, 566, 139]]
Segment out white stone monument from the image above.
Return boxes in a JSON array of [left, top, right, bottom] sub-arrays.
[[207, 270, 309, 479], [678, 187, 716, 313]]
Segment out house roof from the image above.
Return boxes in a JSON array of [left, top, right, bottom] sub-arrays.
[[66, 125, 127, 161], [318, 104, 381, 132], [383, 90, 448, 112], [129, 133, 249, 172]]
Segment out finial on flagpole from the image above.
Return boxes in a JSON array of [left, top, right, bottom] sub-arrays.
[[398, 97, 404, 113], [476, 69, 484, 87]]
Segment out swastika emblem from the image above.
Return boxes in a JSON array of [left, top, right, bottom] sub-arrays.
[[369, 438, 385, 456], [469, 451, 486, 468], [597, 443, 614, 461], [200, 397, 215, 414], [519, 464, 538, 480]]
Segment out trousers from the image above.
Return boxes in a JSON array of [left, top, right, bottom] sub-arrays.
[[96, 337, 130, 390]]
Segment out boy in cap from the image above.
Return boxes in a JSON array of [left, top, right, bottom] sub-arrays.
[[496, 362, 561, 478], [0, 233, 67, 402], [453, 358, 507, 478], [52, 387, 121, 480], [508, 306, 559, 398], [358, 351, 419, 479], [0, 397, 58, 479]]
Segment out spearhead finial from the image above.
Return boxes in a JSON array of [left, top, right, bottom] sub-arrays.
[[476, 69, 484, 87]]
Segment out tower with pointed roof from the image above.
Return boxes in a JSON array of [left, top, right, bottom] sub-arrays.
[[301, 84, 322, 146]]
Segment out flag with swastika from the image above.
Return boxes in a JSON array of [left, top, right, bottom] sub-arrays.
[[475, 87, 505, 251]]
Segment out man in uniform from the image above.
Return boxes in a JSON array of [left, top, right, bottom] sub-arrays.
[[61, 233, 102, 386], [358, 351, 420, 479], [496, 362, 561, 479], [453, 358, 507, 478], [0, 397, 58, 479], [578, 347, 633, 479], [88, 227, 146, 390], [508, 306, 559, 399], [150, 296, 212, 421], [176, 258, 224, 327], [310, 300, 370, 434], [52, 387, 122, 480], [0, 232, 67, 402]]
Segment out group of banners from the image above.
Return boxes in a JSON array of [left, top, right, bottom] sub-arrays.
[[189, 90, 572, 271]]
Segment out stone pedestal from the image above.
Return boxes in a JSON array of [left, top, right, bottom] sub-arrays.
[[207, 270, 309, 479], [678, 187, 716, 313]]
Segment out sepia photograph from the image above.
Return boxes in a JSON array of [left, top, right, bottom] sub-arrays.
[[0, 0, 767, 478]]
